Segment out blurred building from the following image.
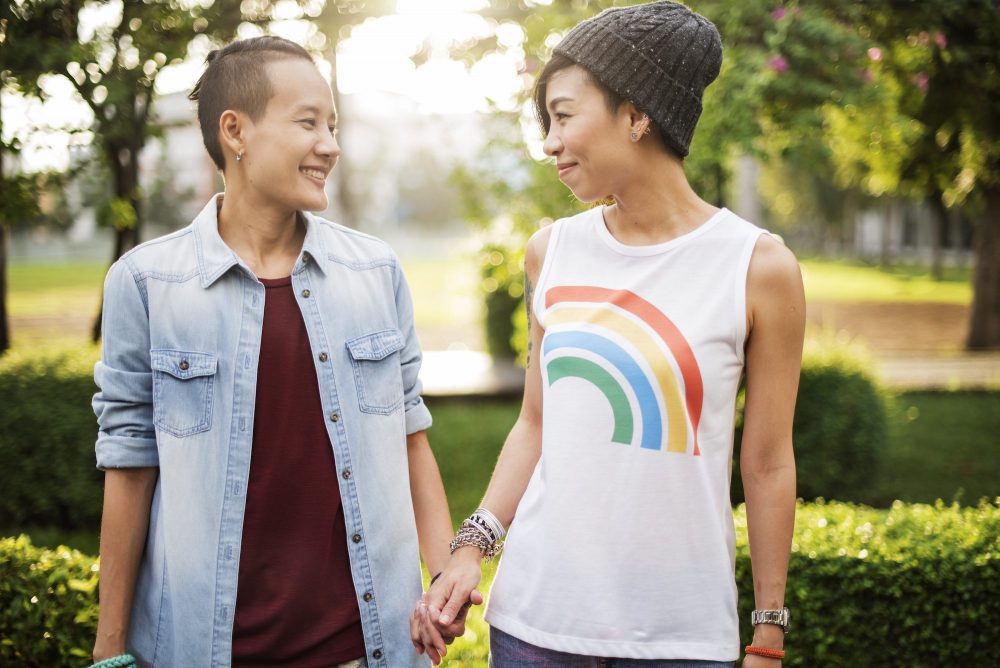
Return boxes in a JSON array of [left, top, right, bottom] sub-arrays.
[[854, 201, 973, 267], [10, 88, 487, 262]]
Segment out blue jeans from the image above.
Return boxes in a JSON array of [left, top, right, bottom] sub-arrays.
[[489, 627, 737, 668]]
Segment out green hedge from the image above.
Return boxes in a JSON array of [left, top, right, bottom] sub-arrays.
[[733, 337, 888, 504], [0, 535, 98, 666], [0, 347, 103, 530], [3, 501, 998, 666], [733, 500, 1000, 667]]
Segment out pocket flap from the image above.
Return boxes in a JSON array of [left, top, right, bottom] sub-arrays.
[[150, 349, 218, 379], [345, 329, 405, 361]]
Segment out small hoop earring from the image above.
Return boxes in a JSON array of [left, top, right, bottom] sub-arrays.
[[236, 151, 243, 162]]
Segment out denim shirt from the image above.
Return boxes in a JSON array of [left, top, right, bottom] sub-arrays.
[[93, 196, 432, 667]]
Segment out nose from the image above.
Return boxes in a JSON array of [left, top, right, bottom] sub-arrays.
[[542, 124, 562, 157], [317, 130, 341, 162]]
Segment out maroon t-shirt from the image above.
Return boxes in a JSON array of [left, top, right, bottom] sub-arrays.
[[232, 276, 366, 667]]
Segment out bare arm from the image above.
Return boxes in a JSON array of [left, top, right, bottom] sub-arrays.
[[413, 226, 551, 660], [92, 467, 158, 661], [407, 429, 454, 576], [740, 235, 804, 662]]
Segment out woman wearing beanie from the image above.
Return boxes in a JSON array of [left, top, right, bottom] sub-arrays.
[[415, 2, 802, 666]]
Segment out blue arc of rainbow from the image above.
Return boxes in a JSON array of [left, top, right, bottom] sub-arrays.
[[544, 331, 661, 450]]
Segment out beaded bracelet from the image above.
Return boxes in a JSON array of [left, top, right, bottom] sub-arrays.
[[91, 654, 137, 668], [745, 645, 785, 660]]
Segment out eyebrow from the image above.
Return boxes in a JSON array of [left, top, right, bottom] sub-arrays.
[[547, 96, 574, 110]]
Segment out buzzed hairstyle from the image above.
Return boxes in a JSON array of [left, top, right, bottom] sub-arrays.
[[189, 36, 314, 171]]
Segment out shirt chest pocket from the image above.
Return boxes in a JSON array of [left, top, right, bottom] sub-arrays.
[[345, 329, 405, 415], [151, 349, 218, 437]]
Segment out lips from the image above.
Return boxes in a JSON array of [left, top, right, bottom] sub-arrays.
[[557, 162, 577, 179]]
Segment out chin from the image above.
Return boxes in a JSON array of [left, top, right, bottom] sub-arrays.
[[292, 192, 329, 213], [567, 187, 605, 204]]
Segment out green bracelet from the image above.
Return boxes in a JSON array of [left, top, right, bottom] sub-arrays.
[[91, 654, 137, 668]]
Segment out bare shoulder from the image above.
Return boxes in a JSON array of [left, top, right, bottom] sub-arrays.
[[524, 223, 556, 283], [748, 233, 803, 294], [747, 233, 805, 329]]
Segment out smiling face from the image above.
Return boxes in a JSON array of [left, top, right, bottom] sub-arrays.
[[236, 58, 340, 213], [542, 65, 633, 202]]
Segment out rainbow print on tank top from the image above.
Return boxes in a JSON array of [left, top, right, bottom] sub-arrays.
[[543, 285, 704, 455]]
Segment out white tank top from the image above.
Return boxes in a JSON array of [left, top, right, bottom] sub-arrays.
[[484, 205, 767, 661]]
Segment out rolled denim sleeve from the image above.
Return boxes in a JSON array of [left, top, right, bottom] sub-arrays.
[[93, 258, 159, 469], [393, 258, 432, 435]]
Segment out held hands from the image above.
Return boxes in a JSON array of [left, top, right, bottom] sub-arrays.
[[409, 547, 485, 665]]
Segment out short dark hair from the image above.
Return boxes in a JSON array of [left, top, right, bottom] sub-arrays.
[[189, 36, 314, 171], [533, 53, 625, 138]]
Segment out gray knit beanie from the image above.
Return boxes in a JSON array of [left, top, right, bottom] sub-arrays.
[[553, 1, 723, 157]]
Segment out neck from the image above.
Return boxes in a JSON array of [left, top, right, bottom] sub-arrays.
[[217, 188, 305, 279], [605, 154, 718, 245]]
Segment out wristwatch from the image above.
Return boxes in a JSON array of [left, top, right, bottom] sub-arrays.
[[751, 607, 790, 633]]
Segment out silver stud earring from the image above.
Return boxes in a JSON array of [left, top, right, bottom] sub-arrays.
[[630, 131, 639, 141], [236, 151, 243, 162]]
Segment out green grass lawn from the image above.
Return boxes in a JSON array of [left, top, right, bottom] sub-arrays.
[[799, 259, 972, 304], [866, 390, 1000, 506]]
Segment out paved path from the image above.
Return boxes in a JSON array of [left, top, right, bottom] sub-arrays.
[[421, 350, 1000, 397], [875, 353, 1000, 390]]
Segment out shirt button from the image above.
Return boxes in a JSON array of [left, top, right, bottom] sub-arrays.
[[342, 469, 352, 480], [363, 591, 373, 602], [318, 352, 328, 362], [301, 289, 311, 298], [329, 412, 339, 422], [372, 649, 383, 660], [179, 360, 189, 371], [352, 533, 362, 543]]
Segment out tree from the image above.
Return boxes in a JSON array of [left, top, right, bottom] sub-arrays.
[[0, 142, 40, 354], [828, 0, 1000, 347], [2, 0, 284, 341]]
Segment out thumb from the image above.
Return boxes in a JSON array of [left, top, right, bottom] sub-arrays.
[[470, 588, 484, 606], [436, 587, 470, 626]]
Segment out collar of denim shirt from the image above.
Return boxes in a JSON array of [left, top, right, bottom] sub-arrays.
[[192, 193, 330, 288]]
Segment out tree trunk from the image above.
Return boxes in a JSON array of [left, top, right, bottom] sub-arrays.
[[880, 200, 899, 268], [0, 224, 9, 354], [91, 143, 142, 342], [927, 192, 947, 282], [967, 186, 1000, 350]]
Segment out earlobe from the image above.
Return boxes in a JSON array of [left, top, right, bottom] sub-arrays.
[[219, 110, 244, 162]]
